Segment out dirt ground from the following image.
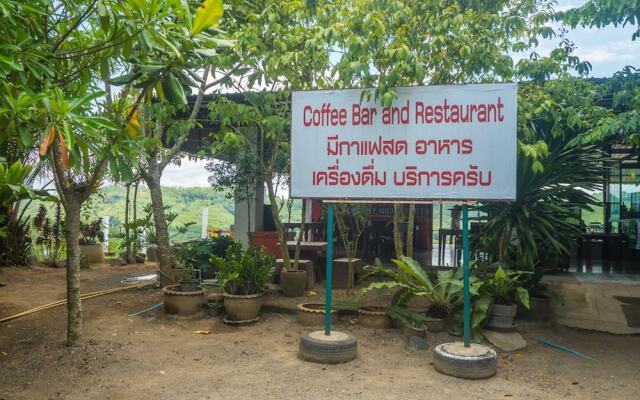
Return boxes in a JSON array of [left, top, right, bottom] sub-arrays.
[[1, 263, 639, 400]]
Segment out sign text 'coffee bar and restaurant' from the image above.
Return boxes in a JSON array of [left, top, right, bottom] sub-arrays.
[[291, 83, 517, 201]]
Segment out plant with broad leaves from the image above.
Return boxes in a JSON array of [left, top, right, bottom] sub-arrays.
[[480, 266, 530, 308], [360, 256, 478, 318], [217, 245, 274, 296]]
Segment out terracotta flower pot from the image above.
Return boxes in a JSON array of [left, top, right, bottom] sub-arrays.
[[162, 284, 206, 316], [280, 269, 307, 297], [223, 292, 263, 321], [297, 303, 337, 327], [179, 279, 200, 292], [357, 306, 392, 329]]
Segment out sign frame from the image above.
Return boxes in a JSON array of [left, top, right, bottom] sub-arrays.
[[290, 84, 518, 349]]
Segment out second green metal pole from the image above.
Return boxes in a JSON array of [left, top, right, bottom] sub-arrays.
[[462, 205, 471, 347], [324, 203, 334, 336]]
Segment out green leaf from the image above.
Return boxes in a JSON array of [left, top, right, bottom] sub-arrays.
[[191, 0, 224, 36], [494, 266, 506, 280], [17, 126, 32, 147], [0, 55, 23, 71], [515, 287, 530, 309], [107, 71, 142, 85], [532, 160, 544, 173], [195, 48, 217, 57]]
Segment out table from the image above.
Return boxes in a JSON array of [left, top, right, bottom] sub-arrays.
[[577, 232, 627, 272]]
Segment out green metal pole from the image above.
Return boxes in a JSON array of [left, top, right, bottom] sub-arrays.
[[324, 203, 334, 336], [462, 205, 471, 347]]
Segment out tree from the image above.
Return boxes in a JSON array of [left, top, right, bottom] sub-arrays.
[[559, 0, 640, 41], [335, 204, 369, 290], [106, 0, 229, 287], [209, 0, 338, 270], [209, 92, 293, 266], [0, 0, 229, 344], [0, 0, 148, 345], [0, 161, 53, 265]]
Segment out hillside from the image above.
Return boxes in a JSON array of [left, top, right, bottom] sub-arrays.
[[99, 185, 302, 241], [100, 185, 235, 240]]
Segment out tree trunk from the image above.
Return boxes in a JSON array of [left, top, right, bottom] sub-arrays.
[[63, 194, 82, 346], [246, 197, 252, 239], [132, 181, 139, 260], [265, 176, 290, 270], [124, 182, 133, 263], [292, 199, 307, 270], [393, 203, 404, 258], [144, 163, 173, 287], [406, 203, 415, 259]]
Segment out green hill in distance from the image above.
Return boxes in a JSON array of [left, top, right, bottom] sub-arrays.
[[99, 185, 235, 240], [98, 185, 302, 242]]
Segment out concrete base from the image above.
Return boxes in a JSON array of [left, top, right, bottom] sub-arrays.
[[299, 330, 358, 364], [433, 342, 497, 379], [545, 274, 640, 334]]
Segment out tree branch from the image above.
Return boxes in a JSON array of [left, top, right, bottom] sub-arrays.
[[51, 0, 98, 53], [205, 64, 242, 89]]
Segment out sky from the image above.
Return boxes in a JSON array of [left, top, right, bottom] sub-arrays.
[[163, 0, 640, 188]]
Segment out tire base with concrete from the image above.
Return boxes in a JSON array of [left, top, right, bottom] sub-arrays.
[[433, 342, 497, 379], [299, 330, 358, 364]]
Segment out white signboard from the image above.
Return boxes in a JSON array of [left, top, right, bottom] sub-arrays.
[[290, 83, 517, 200]]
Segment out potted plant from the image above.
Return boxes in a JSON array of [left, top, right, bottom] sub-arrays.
[[175, 264, 199, 292], [481, 266, 530, 329], [334, 203, 369, 292], [279, 199, 309, 297], [79, 218, 104, 263], [162, 273, 206, 316], [388, 305, 427, 341], [361, 257, 467, 333], [218, 245, 274, 322], [519, 266, 563, 321]]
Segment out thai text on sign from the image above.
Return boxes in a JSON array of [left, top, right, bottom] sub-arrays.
[[290, 83, 517, 200]]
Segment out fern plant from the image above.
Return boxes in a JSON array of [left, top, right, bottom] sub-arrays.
[[360, 256, 481, 318], [480, 266, 530, 307]]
